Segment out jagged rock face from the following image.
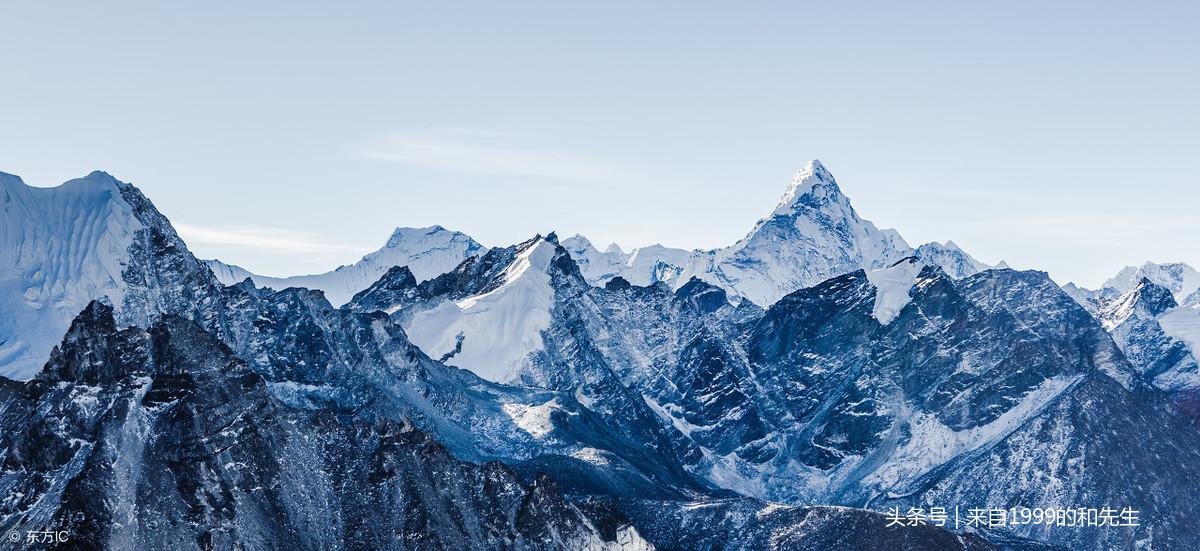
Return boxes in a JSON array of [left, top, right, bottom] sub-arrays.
[[349, 230, 1200, 548], [225, 276, 702, 502], [675, 160, 913, 306], [206, 225, 484, 307], [615, 499, 1000, 551], [741, 268, 1200, 549], [1103, 262, 1200, 304], [0, 305, 651, 550], [572, 265, 1200, 549], [0, 172, 226, 380], [558, 161, 913, 307], [350, 237, 712, 499], [1098, 279, 1200, 391], [879, 373, 1200, 551], [346, 265, 419, 311]]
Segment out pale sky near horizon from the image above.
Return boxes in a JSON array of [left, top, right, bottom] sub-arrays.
[[1, 2, 1197, 288]]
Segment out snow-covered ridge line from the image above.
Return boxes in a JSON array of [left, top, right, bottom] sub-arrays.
[[207, 225, 484, 306], [202, 159, 1001, 310], [403, 236, 559, 383]]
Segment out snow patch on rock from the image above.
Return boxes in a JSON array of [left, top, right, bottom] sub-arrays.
[[865, 258, 922, 325], [502, 399, 559, 438]]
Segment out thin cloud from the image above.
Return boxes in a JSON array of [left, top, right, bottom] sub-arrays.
[[175, 224, 372, 254], [357, 131, 616, 183]]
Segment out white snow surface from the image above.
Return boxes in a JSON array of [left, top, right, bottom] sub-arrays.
[[403, 238, 558, 383], [561, 235, 692, 286], [914, 240, 995, 279], [865, 374, 1082, 496], [865, 258, 923, 325], [206, 225, 482, 306], [501, 399, 560, 439], [1159, 306, 1200, 363], [1104, 262, 1200, 303], [563, 160, 916, 307], [0, 171, 143, 379], [677, 160, 913, 306]]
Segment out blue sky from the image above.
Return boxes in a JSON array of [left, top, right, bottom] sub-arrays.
[[1, 2, 1197, 288]]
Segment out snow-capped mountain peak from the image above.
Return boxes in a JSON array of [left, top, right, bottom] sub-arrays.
[[403, 234, 565, 383], [1103, 261, 1200, 303], [206, 224, 484, 306], [1100, 278, 1178, 331], [676, 159, 913, 305], [1, 170, 224, 379], [914, 240, 995, 279], [772, 159, 836, 216], [772, 158, 840, 217], [561, 234, 691, 287]]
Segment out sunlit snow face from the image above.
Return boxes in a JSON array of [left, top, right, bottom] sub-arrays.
[[404, 238, 558, 383]]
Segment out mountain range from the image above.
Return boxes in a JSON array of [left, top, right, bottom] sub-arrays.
[[1, 162, 1197, 550]]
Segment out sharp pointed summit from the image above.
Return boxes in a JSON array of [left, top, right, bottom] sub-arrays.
[[772, 159, 838, 216], [675, 159, 914, 305]]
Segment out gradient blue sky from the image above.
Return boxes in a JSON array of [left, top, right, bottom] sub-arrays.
[[2, 2, 1197, 288]]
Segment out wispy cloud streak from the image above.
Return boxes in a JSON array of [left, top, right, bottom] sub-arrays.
[[175, 224, 372, 254]]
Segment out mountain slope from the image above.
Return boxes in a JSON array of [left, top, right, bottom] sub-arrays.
[[0, 171, 225, 380], [347, 226, 1200, 547], [617, 498, 999, 551], [0, 303, 653, 550], [914, 241, 998, 280], [560, 236, 693, 287], [676, 160, 912, 306], [1098, 279, 1200, 392], [207, 225, 483, 306], [570, 261, 1200, 548], [556, 161, 914, 307], [1103, 262, 1200, 304]]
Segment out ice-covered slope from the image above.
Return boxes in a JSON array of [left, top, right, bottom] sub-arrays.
[[864, 257, 923, 324], [404, 236, 559, 382], [0, 170, 224, 379], [1159, 306, 1200, 368], [1098, 279, 1200, 391], [206, 225, 483, 306], [676, 160, 913, 305], [0, 171, 141, 378]]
